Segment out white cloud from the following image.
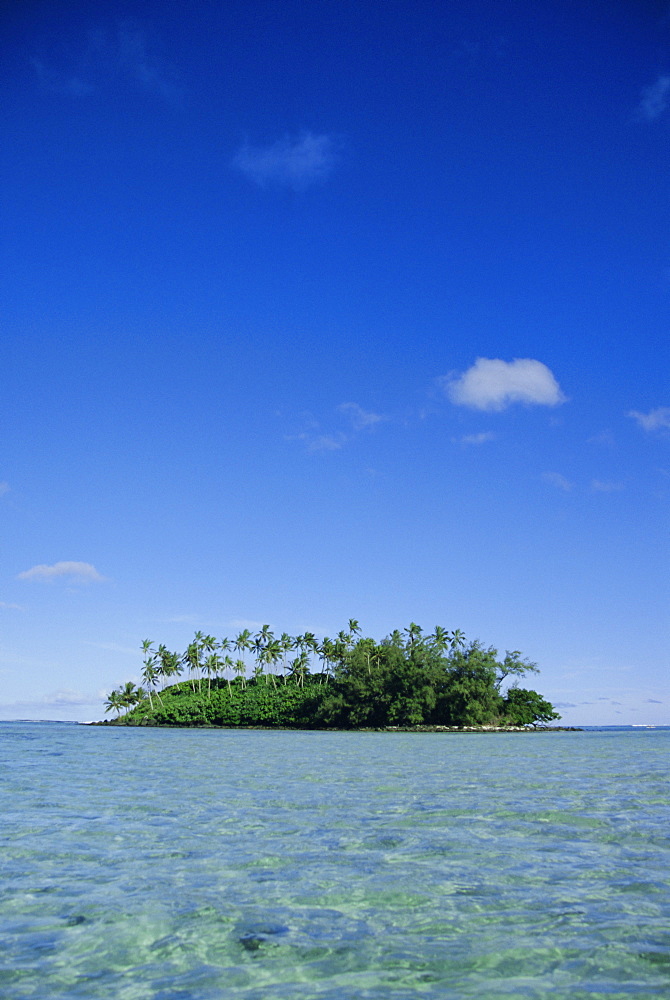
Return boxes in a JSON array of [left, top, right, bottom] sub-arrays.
[[639, 75, 670, 120], [233, 132, 339, 189], [0, 601, 24, 611], [542, 472, 573, 492], [458, 431, 496, 446], [0, 482, 9, 497], [443, 358, 566, 411], [17, 561, 106, 583], [338, 402, 385, 431], [627, 407, 670, 432]]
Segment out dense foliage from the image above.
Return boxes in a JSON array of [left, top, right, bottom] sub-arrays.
[[104, 622, 560, 729]]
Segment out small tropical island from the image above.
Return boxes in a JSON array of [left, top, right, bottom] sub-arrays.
[[100, 621, 570, 731]]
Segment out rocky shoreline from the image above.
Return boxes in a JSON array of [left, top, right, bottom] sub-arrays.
[[94, 719, 581, 732], [377, 725, 581, 733]]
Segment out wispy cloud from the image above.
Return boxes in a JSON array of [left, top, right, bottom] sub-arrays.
[[45, 688, 99, 706], [30, 22, 183, 104], [0, 601, 24, 611], [542, 472, 573, 492], [457, 431, 496, 446], [288, 401, 385, 453], [638, 74, 670, 120], [588, 430, 615, 449], [1, 689, 101, 709], [17, 561, 106, 583], [627, 406, 670, 432], [306, 433, 346, 453], [83, 640, 138, 656], [226, 619, 272, 632], [116, 21, 184, 104], [590, 479, 624, 493], [338, 402, 385, 431], [442, 358, 566, 412], [285, 430, 344, 452], [0, 482, 9, 497], [233, 132, 340, 190], [30, 56, 95, 97]]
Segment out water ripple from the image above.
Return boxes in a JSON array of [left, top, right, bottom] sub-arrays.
[[0, 725, 668, 997]]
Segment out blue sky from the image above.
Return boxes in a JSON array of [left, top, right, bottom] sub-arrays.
[[1, 0, 668, 724]]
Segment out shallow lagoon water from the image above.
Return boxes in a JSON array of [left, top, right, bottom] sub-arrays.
[[1, 724, 669, 999]]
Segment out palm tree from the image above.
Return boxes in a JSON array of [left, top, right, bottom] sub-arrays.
[[253, 625, 275, 684], [155, 643, 168, 687], [404, 622, 423, 649], [358, 636, 377, 674], [141, 654, 163, 710], [318, 637, 336, 683], [222, 655, 234, 693], [215, 638, 231, 686], [183, 642, 200, 693], [337, 629, 352, 652], [140, 639, 157, 709], [156, 645, 180, 689], [258, 624, 274, 645], [219, 636, 231, 657], [202, 634, 217, 656], [203, 652, 221, 695], [200, 635, 218, 694], [234, 628, 252, 666], [157, 646, 182, 688], [430, 626, 450, 655], [333, 635, 348, 669], [252, 662, 265, 685], [289, 651, 310, 687], [119, 681, 144, 713], [193, 631, 206, 692], [233, 658, 247, 689], [300, 631, 318, 670], [104, 688, 124, 718], [251, 636, 264, 684], [279, 633, 294, 682], [263, 639, 282, 688], [450, 629, 466, 650]]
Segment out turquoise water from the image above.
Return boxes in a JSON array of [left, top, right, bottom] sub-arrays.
[[1, 724, 668, 998]]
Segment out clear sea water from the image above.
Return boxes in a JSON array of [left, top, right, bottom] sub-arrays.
[[1, 723, 668, 999]]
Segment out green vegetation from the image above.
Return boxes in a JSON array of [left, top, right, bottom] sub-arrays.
[[103, 622, 561, 729]]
